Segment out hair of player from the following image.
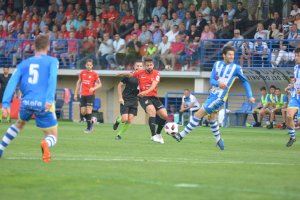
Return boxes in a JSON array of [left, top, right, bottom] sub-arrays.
[[144, 57, 153, 62], [270, 85, 276, 89], [275, 88, 281, 91], [260, 86, 266, 91], [34, 34, 50, 51], [295, 48, 300, 54], [222, 46, 235, 55], [86, 59, 93, 64]]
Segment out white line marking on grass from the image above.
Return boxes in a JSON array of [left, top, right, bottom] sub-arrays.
[[175, 183, 200, 188], [4, 156, 300, 166]]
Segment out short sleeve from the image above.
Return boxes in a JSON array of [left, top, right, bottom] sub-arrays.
[[154, 71, 160, 82]]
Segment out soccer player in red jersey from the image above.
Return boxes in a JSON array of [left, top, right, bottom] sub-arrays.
[[132, 57, 169, 144], [74, 59, 102, 133]]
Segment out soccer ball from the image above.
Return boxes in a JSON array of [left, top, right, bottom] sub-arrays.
[[164, 122, 179, 135], [91, 116, 97, 124]]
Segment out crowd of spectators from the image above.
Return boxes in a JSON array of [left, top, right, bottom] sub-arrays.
[[0, 0, 299, 70]]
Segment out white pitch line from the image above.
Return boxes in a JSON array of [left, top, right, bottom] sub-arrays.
[[3, 156, 300, 166]]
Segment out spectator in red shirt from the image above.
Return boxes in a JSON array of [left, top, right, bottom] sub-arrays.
[[76, 25, 86, 39], [131, 22, 142, 37], [61, 24, 69, 38], [99, 3, 109, 20], [85, 22, 97, 39], [119, 9, 136, 34], [107, 5, 119, 35], [65, 4, 74, 19], [161, 35, 184, 70], [0, 25, 8, 38]]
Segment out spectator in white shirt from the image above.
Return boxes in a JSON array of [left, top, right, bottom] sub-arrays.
[[98, 33, 113, 69], [199, 0, 211, 23], [165, 25, 179, 43], [254, 23, 269, 40], [0, 14, 7, 30], [106, 34, 126, 69], [151, 0, 166, 19], [290, 3, 300, 17], [155, 35, 171, 69]]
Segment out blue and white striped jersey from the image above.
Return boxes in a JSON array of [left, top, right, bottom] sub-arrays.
[[210, 61, 253, 100], [2, 54, 59, 110]]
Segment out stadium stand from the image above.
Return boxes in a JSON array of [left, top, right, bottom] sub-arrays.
[[0, 0, 298, 71]]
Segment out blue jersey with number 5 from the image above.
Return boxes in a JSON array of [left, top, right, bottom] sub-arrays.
[[2, 54, 59, 111]]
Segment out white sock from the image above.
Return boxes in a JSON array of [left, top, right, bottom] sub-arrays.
[[44, 135, 57, 147], [209, 120, 221, 142]]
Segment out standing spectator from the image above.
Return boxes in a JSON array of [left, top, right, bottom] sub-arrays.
[[138, 25, 152, 45], [268, 12, 282, 31], [98, 33, 113, 69], [247, 0, 259, 21], [166, 2, 175, 20], [137, 0, 146, 22], [125, 33, 141, 68], [183, 11, 193, 32], [152, 0, 166, 19], [107, 5, 119, 35], [61, 32, 78, 68], [199, 0, 211, 23], [233, 2, 248, 32]]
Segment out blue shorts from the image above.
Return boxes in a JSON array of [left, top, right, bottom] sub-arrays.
[[19, 108, 58, 129], [202, 94, 224, 114], [288, 96, 300, 109]]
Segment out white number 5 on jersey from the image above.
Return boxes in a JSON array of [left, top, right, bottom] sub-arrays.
[[28, 64, 39, 84]]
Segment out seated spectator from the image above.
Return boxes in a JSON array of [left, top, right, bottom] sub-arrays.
[[165, 25, 179, 43], [138, 24, 152, 45], [106, 33, 126, 69], [152, 0, 166, 19], [268, 12, 282, 31], [51, 32, 67, 59], [169, 12, 182, 28], [221, 2, 236, 21], [161, 35, 185, 70], [97, 33, 114, 69], [233, 2, 248, 32], [266, 88, 288, 129], [178, 22, 188, 36], [187, 24, 200, 42], [200, 25, 215, 41], [160, 13, 170, 33], [271, 43, 295, 67], [152, 25, 163, 45], [253, 37, 269, 67], [146, 41, 157, 59], [286, 24, 299, 51], [176, 2, 186, 21], [125, 33, 141, 68], [225, 29, 244, 51], [195, 11, 207, 34], [290, 3, 300, 19], [166, 2, 175, 20], [131, 22, 142, 37], [119, 9, 135, 34], [66, 14, 78, 32], [61, 24, 69, 38], [254, 23, 269, 40], [156, 35, 171, 69], [216, 13, 233, 39], [119, 2, 129, 19], [183, 11, 193, 32], [149, 15, 161, 32], [107, 5, 119, 35], [0, 14, 8, 30], [295, 14, 300, 30], [74, 14, 87, 31], [61, 32, 78, 68], [210, 1, 222, 19], [76, 26, 86, 39], [268, 23, 281, 40], [240, 41, 254, 67], [0, 25, 7, 38], [85, 22, 97, 39], [188, 3, 197, 19], [55, 5, 65, 26], [199, 0, 211, 23], [253, 85, 276, 127], [253, 87, 269, 126], [80, 36, 96, 63]]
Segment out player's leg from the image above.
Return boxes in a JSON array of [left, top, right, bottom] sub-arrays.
[[0, 107, 32, 157], [115, 113, 129, 140], [286, 107, 298, 147], [0, 119, 26, 157], [36, 110, 58, 163], [6, 108, 10, 123], [252, 108, 261, 125], [153, 97, 168, 135], [281, 108, 287, 129], [208, 112, 224, 150], [85, 105, 93, 133], [0, 103, 2, 123], [113, 103, 127, 131]]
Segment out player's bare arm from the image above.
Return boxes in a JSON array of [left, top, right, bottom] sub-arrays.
[[89, 78, 102, 93], [117, 82, 124, 105], [74, 77, 81, 101]]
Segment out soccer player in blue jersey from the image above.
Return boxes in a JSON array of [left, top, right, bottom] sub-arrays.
[[172, 46, 255, 150], [285, 48, 300, 147], [0, 35, 59, 162]]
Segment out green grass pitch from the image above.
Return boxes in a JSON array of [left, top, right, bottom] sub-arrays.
[[0, 121, 299, 200]]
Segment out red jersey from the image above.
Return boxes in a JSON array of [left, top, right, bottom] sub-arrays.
[[133, 69, 160, 97], [79, 70, 99, 96]]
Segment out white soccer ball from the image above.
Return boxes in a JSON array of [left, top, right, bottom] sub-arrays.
[[91, 116, 97, 124], [164, 122, 179, 135]]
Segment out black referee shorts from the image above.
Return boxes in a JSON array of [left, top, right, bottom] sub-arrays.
[[120, 104, 138, 116]]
